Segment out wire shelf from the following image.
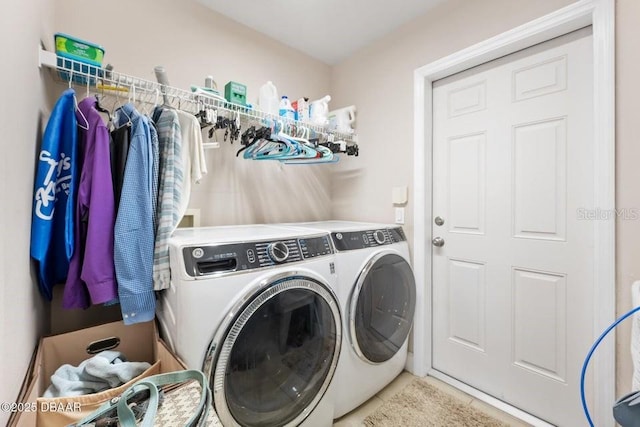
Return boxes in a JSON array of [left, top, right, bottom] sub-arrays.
[[38, 48, 358, 145]]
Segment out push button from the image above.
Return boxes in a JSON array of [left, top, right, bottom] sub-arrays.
[[192, 248, 204, 259], [247, 249, 256, 263]]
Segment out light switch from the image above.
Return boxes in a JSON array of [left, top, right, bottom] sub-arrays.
[[392, 186, 408, 205], [395, 207, 405, 224]]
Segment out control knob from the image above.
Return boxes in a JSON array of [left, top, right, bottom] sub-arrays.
[[267, 241, 290, 263], [373, 230, 386, 245]]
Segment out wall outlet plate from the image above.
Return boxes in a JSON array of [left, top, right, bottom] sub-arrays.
[[395, 207, 405, 224]]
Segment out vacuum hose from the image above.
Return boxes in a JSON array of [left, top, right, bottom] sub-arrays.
[[581, 305, 640, 426]]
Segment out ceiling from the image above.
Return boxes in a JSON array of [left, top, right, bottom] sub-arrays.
[[198, 0, 446, 64]]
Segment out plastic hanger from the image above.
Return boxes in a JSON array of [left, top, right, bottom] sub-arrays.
[[243, 122, 286, 159], [252, 121, 297, 160], [111, 82, 133, 128], [271, 125, 320, 161], [280, 126, 340, 164], [68, 71, 89, 131], [139, 87, 157, 117], [238, 126, 273, 158], [94, 95, 111, 123]]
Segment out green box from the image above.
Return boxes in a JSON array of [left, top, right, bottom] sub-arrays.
[[224, 81, 247, 106]]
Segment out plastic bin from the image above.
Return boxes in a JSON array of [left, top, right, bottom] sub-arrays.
[[54, 33, 105, 86]]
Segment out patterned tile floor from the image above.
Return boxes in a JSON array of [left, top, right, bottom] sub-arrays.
[[333, 372, 532, 426]]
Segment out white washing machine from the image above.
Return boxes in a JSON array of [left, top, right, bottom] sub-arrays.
[[287, 221, 416, 419], [156, 225, 341, 427]]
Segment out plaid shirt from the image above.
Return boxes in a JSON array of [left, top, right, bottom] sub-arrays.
[[152, 108, 183, 290]]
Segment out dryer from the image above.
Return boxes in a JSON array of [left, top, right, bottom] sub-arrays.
[[157, 225, 340, 427], [288, 221, 416, 419]]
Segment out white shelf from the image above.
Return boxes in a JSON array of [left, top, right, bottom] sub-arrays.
[[38, 48, 358, 145]]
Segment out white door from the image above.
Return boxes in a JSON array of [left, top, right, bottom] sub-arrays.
[[432, 28, 594, 427]]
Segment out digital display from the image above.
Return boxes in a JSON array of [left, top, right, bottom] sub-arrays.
[[300, 236, 332, 258]]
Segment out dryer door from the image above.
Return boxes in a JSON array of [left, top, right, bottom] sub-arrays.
[[205, 274, 341, 427], [349, 252, 416, 364]]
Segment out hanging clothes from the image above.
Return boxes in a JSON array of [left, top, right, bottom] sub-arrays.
[[151, 110, 208, 291], [109, 123, 130, 211], [113, 103, 156, 325], [30, 88, 79, 300], [149, 121, 160, 233], [63, 97, 118, 309], [152, 107, 183, 291], [176, 110, 208, 220]]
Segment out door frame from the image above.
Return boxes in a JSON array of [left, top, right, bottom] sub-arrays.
[[411, 0, 615, 425]]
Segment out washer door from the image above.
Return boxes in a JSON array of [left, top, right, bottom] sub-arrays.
[[205, 274, 341, 427], [349, 252, 416, 364]]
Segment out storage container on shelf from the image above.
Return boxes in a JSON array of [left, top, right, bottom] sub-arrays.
[[328, 105, 357, 133], [293, 97, 310, 122], [258, 81, 279, 116], [309, 95, 332, 127], [54, 33, 105, 86], [278, 96, 295, 120]]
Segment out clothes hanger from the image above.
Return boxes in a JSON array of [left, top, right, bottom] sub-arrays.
[[94, 82, 112, 124], [271, 123, 320, 160], [251, 120, 297, 159], [244, 122, 287, 159], [279, 126, 340, 164], [237, 126, 273, 158], [69, 71, 90, 131], [138, 87, 156, 117], [112, 81, 133, 127]]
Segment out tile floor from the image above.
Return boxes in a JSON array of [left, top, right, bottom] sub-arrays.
[[333, 371, 531, 426]]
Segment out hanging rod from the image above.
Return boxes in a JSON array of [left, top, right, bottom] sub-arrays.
[[38, 48, 358, 144]]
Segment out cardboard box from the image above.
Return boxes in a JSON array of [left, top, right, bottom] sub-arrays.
[[8, 321, 186, 427]]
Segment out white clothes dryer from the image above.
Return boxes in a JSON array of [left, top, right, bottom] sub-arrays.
[[287, 221, 416, 419], [156, 225, 340, 427]]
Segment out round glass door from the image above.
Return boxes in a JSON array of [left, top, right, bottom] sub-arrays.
[[350, 252, 416, 364], [207, 275, 341, 427]]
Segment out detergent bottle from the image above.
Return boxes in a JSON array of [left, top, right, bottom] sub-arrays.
[[258, 81, 279, 116], [309, 95, 331, 127], [328, 105, 357, 133], [295, 97, 310, 122], [278, 96, 295, 120]]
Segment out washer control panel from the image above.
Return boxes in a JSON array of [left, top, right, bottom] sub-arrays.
[[182, 235, 333, 277], [331, 227, 406, 252], [267, 241, 290, 263], [299, 235, 332, 259]]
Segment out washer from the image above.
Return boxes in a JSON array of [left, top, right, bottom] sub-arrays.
[[157, 225, 340, 427], [287, 221, 416, 419]]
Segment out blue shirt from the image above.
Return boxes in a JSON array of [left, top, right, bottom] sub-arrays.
[[114, 103, 155, 324], [30, 89, 79, 300]]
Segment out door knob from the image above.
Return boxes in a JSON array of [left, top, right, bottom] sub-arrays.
[[432, 237, 445, 247]]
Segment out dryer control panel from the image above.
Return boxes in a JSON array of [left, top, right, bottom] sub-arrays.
[[182, 235, 333, 277], [331, 227, 406, 252]]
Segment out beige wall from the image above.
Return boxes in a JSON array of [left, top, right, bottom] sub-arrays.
[[331, 0, 637, 399], [0, 0, 54, 423], [54, 0, 333, 227]]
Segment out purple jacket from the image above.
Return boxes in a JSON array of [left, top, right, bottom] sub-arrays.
[[63, 97, 117, 308]]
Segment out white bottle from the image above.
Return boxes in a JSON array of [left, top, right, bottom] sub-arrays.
[[278, 96, 295, 120], [328, 105, 357, 133], [309, 95, 331, 127], [258, 81, 279, 116], [296, 97, 310, 122]]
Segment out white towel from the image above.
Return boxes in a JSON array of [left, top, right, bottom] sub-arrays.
[[43, 350, 150, 398]]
